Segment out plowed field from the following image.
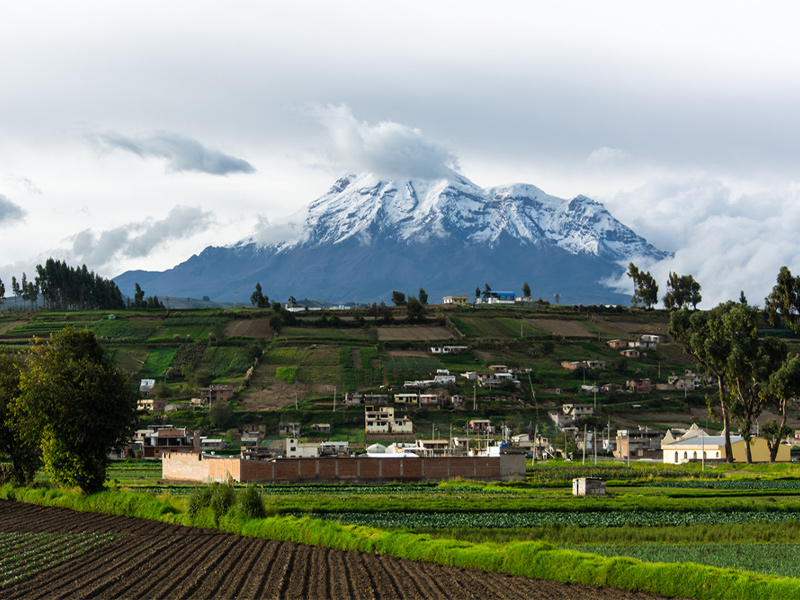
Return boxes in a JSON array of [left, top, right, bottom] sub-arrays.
[[0, 501, 676, 599]]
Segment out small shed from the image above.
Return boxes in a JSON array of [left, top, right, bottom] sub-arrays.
[[573, 477, 606, 496]]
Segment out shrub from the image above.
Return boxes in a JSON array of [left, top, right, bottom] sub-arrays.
[[188, 481, 237, 525], [238, 485, 267, 519]]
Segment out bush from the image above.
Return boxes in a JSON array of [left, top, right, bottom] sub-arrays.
[[188, 481, 237, 525], [238, 485, 267, 519]]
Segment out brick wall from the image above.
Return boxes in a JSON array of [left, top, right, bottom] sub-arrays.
[[162, 453, 526, 483]]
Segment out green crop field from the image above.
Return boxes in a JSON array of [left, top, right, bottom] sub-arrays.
[[142, 348, 178, 376], [0, 532, 117, 588], [450, 316, 519, 338], [91, 319, 159, 341], [202, 346, 252, 377]]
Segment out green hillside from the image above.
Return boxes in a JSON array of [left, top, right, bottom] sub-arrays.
[[1, 303, 794, 449]]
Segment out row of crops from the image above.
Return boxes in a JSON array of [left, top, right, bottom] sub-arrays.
[[0, 532, 117, 587], [311, 509, 800, 529]]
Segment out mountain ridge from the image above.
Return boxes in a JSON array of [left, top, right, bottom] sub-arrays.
[[113, 170, 668, 305]]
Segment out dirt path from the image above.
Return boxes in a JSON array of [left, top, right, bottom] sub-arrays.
[[0, 501, 679, 600]]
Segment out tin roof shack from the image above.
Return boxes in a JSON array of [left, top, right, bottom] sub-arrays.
[[573, 477, 606, 496]]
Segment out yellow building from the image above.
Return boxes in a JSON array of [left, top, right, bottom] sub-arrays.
[[661, 424, 790, 463]]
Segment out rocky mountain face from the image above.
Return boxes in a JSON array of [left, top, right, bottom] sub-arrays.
[[114, 170, 669, 305]]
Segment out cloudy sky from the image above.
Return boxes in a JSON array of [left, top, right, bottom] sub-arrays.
[[2, 1, 800, 306]]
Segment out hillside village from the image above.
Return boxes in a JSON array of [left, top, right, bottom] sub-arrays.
[[2, 297, 799, 477]]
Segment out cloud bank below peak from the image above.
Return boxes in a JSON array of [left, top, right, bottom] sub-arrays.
[[90, 130, 256, 176], [70, 205, 213, 268], [308, 104, 460, 181], [602, 174, 800, 307], [0, 194, 25, 226]]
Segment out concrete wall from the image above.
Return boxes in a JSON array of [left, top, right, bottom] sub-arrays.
[[162, 452, 526, 483]]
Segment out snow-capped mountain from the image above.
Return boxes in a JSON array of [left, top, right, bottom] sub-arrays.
[[114, 170, 669, 305]]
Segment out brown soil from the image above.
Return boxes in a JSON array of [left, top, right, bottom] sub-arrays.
[[377, 326, 453, 341], [0, 501, 677, 600], [225, 318, 273, 339], [529, 319, 592, 338], [0, 320, 24, 335], [594, 317, 669, 338]]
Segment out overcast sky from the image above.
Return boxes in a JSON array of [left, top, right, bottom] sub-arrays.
[[2, 1, 800, 307]]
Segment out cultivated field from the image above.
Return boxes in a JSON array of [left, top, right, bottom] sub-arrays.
[[0, 501, 667, 600], [376, 325, 453, 340], [529, 318, 593, 338]]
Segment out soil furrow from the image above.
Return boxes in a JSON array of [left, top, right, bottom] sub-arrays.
[[146, 532, 231, 599], [183, 534, 258, 599], [78, 535, 196, 599], [236, 539, 281, 599]]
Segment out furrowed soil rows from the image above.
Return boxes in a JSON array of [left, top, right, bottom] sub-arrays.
[[0, 500, 678, 599]]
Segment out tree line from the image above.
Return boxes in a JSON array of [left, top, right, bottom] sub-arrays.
[[0, 259, 126, 311]]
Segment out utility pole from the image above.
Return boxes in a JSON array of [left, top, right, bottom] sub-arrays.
[[333, 386, 336, 412], [582, 424, 586, 465]]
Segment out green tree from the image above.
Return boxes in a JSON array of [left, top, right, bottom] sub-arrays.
[[16, 328, 139, 493], [0, 350, 40, 484], [663, 272, 702, 310], [250, 283, 269, 308], [723, 303, 782, 463], [670, 304, 737, 462], [765, 266, 800, 332], [761, 353, 800, 461], [475, 286, 480, 300], [391, 290, 406, 306], [418, 288, 428, 306], [209, 401, 233, 428], [406, 296, 424, 323], [627, 263, 658, 308], [0, 277, 5, 310], [133, 283, 145, 309], [11, 276, 20, 309], [522, 281, 531, 299]]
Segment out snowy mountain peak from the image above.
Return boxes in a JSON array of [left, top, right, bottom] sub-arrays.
[[262, 171, 667, 262]]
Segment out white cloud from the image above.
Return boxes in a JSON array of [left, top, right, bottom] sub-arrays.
[[0, 194, 25, 225], [588, 147, 630, 164], [603, 176, 800, 307], [90, 131, 256, 176], [308, 104, 460, 180], [70, 205, 214, 267]]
